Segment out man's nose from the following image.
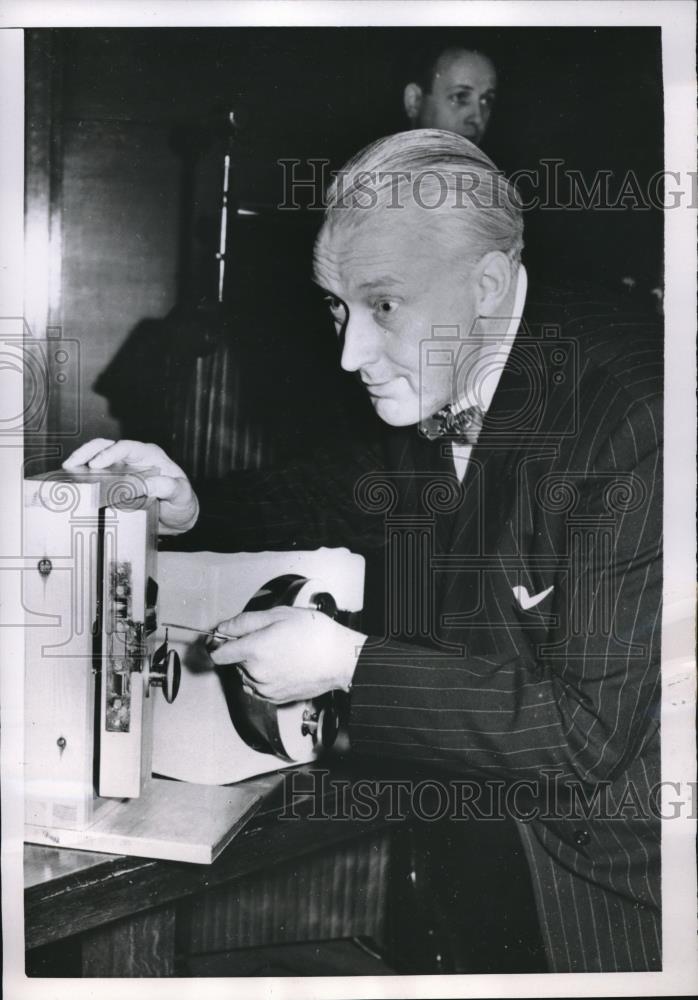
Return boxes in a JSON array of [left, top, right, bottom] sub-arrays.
[[340, 313, 379, 372], [466, 102, 483, 128]]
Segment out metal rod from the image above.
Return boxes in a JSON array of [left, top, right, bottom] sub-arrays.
[[161, 621, 232, 642]]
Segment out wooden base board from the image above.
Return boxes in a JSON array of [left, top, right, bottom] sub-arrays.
[[25, 778, 263, 865]]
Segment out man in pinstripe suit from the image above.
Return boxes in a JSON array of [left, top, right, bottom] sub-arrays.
[[67, 129, 662, 973]]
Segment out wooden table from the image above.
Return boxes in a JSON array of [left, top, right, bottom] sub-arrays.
[[24, 764, 404, 977], [24, 760, 547, 977]]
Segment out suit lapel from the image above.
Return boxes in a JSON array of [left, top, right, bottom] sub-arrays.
[[442, 313, 565, 635], [454, 319, 535, 555], [382, 308, 565, 637]]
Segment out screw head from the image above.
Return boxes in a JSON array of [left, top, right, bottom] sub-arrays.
[[38, 558, 53, 577]]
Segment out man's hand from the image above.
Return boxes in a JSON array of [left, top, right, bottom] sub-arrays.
[[63, 438, 199, 534], [209, 606, 367, 703]]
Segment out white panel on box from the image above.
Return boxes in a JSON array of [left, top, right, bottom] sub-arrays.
[[23, 478, 105, 829], [153, 549, 364, 785], [23, 467, 162, 828]]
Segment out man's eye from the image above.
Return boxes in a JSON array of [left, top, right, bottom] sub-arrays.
[[324, 296, 345, 316], [449, 91, 470, 107], [375, 300, 398, 317], [481, 94, 496, 110]]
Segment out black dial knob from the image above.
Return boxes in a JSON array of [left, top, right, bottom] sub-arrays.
[[147, 641, 181, 703], [311, 591, 337, 618]]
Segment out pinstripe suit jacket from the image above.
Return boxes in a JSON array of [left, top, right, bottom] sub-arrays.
[[187, 284, 663, 973], [349, 286, 663, 972]]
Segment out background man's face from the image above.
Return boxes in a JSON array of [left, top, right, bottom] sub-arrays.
[[314, 210, 479, 426], [415, 51, 497, 145]]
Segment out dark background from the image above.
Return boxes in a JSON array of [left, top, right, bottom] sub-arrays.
[[60, 27, 664, 283], [30, 27, 664, 473]]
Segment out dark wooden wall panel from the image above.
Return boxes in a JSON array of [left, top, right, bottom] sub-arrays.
[[81, 905, 176, 977], [184, 829, 390, 954], [60, 116, 179, 450]]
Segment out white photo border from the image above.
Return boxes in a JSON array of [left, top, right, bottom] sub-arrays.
[[1, 2, 695, 998]]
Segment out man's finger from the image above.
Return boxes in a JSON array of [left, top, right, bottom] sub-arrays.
[[214, 608, 291, 640], [62, 438, 115, 469], [84, 439, 160, 470], [145, 475, 183, 503], [209, 635, 259, 666]]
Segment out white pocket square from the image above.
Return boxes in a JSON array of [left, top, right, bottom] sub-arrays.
[[513, 584, 554, 610]]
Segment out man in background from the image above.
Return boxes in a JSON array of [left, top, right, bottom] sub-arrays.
[[403, 45, 497, 146]]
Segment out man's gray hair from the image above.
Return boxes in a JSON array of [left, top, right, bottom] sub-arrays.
[[322, 128, 524, 272]]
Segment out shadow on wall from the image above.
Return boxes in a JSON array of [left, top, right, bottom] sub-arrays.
[[93, 212, 380, 479]]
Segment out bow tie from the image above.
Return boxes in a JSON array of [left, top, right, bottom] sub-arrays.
[[419, 403, 485, 446]]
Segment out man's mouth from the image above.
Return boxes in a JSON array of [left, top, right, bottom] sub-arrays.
[[362, 378, 394, 397]]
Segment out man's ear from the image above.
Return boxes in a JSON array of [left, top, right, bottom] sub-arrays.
[[474, 252, 514, 317], [403, 82, 423, 122]]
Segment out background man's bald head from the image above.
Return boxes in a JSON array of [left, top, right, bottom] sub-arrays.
[[404, 46, 497, 146]]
